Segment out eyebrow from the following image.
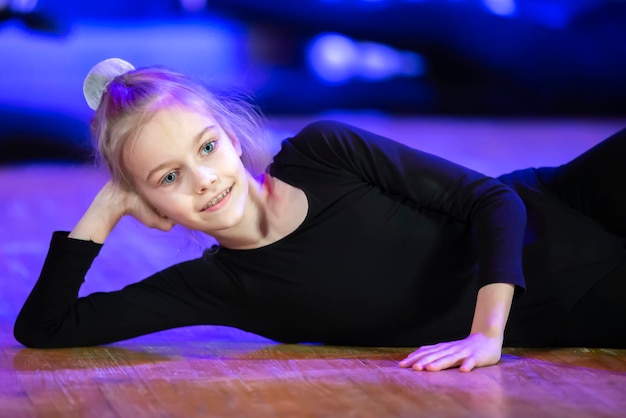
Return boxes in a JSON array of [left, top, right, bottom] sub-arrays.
[[146, 125, 216, 182]]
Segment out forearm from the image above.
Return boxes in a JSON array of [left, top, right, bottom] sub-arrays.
[[470, 283, 514, 339], [14, 232, 103, 348]]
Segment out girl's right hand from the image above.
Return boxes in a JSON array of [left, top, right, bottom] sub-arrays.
[[69, 180, 174, 243], [113, 183, 174, 232]]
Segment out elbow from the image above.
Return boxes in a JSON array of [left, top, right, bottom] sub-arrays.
[[497, 187, 527, 230], [13, 320, 38, 348], [13, 316, 43, 348], [13, 315, 65, 349]]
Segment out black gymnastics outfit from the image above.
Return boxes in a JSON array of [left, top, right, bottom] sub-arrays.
[[14, 121, 626, 349]]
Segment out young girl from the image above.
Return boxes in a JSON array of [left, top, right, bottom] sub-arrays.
[[14, 58, 626, 372]]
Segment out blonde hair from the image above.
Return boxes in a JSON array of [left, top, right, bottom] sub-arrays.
[[90, 66, 270, 187]]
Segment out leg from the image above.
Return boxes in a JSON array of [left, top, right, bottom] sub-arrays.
[[553, 259, 626, 348], [539, 127, 626, 237], [540, 127, 626, 347]]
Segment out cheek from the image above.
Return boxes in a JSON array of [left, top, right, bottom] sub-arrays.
[[137, 189, 172, 215], [229, 155, 249, 177], [152, 195, 181, 213], [234, 178, 250, 208]]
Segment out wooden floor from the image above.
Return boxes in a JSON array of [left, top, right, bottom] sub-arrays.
[[1, 116, 626, 417]]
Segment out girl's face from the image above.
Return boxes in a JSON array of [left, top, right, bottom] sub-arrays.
[[125, 106, 252, 234]]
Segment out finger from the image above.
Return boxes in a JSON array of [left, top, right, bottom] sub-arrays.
[[459, 356, 477, 372], [407, 347, 462, 370], [405, 342, 455, 357], [399, 339, 468, 368], [142, 213, 174, 231], [399, 345, 449, 367], [156, 219, 175, 231], [419, 352, 465, 372]]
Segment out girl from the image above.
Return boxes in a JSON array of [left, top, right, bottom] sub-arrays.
[[14, 59, 626, 372]]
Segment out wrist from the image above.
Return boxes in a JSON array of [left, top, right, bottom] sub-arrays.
[[470, 283, 514, 340], [470, 327, 505, 340], [69, 182, 125, 243]]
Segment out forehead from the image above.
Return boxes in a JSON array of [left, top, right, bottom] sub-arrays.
[[129, 106, 222, 154], [137, 106, 216, 138], [123, 107, 219, 173]]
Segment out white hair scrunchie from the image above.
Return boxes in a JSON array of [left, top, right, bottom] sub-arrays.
[[82, 58, 136, 111]]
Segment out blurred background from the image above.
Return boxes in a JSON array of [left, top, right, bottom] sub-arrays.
[[1, 0, 625, 163]]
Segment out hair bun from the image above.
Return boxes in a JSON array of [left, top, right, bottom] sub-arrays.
[[83, 58, 136, 110]]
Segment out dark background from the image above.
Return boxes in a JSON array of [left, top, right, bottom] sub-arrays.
[[1, 0, 625, 162]]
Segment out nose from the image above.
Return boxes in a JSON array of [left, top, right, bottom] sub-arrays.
[[194, 165, 217, 194]]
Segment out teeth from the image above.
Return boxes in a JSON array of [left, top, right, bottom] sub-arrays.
[[203, 187, 231, 211]]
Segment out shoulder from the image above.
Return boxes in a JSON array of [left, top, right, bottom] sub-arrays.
[[279, 119, 386, 160], [272, 120, 349, 164], [296, 119, 356, 136], [269, 120, 367, 179], [287, 120, 358, 149]]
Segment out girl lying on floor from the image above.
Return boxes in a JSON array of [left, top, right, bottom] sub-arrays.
[[14, 58, 626, 372]]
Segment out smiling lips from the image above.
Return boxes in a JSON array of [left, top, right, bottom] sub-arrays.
[[200, 186, 232, 211]]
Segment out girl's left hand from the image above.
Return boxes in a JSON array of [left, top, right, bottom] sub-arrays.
[[398, 333, 503, 372]]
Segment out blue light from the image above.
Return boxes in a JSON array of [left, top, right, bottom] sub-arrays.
[[0, 19, 243, 119], [307, 33, 426, 84], [179, 0, 206, 13], [359, 42, 395, 80], [307, 33, 358, 83], [482, 0, 517, 17], [10, 0, 39, 13]]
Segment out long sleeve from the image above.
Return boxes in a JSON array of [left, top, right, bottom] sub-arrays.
[[14, 232, 243, 348], [272, 120, 527, 292]]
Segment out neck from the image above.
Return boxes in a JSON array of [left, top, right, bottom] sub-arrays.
[[208, 172, 274, 250]]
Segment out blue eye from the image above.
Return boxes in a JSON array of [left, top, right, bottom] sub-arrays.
[[201, 141, 216, 155], [162, 172, 177, 185]]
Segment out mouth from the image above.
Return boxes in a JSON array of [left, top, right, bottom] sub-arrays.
[[200, 186, 232, 212]]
